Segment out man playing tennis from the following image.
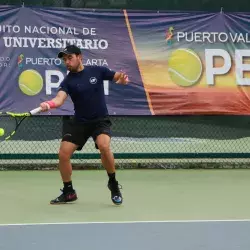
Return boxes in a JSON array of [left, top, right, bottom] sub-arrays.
[[39, 45, 129, 205]]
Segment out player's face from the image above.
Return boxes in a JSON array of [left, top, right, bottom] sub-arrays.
[[62, 54, 82, 72]]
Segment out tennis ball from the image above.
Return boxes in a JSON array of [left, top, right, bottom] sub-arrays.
[[18, 69, 43, 96], [168, 48, 202, 87], [0, 128, 5, 136]]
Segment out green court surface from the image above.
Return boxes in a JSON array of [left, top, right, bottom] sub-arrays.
[[1, 169, 250, 224]]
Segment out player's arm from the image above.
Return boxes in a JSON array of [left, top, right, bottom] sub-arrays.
[[40, 76, 70, 112], [40, 90, 67, 112]]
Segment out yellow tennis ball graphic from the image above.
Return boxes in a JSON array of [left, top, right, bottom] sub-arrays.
[[168, 48, 202, 87], [18, 69, 43, 96]]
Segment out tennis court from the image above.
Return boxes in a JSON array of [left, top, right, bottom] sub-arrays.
[[1, 169, 250, 249], [1, 0, 250, 249]]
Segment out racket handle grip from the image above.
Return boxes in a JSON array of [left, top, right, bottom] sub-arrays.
[[30, 107, 42, 115]]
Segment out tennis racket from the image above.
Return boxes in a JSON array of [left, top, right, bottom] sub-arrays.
[[0, 107, 42, 142]]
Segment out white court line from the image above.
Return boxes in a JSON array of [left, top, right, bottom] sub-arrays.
[[1, 219, 250, 227]]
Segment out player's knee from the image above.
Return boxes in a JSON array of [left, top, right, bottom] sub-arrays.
[[98, 142, 110, 153], [58, 148, 72, 161]]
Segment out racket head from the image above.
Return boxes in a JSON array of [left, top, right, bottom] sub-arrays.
[[0, 107, 41, 142]]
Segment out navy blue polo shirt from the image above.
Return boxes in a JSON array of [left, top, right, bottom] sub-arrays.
[[58, 66, 115, 121]]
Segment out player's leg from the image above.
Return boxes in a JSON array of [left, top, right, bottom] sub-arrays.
[[50, 119, 88, 205], [58, 141, 78, 182], [50, 141, 79, 204], [58, 140, 79, 191], [95, 134, 115, 174], [92, 119, 123, 205]]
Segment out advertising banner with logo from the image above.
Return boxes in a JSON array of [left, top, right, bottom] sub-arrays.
[[0, 7, 250, 115]]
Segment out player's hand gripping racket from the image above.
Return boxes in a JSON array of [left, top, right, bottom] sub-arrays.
[[0, 107, 42, 142]]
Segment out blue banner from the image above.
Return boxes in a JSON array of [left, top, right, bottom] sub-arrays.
[[0, 6, 151, 115], [1, 7, 250, 115]]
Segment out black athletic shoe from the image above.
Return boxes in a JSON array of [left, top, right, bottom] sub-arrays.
[[108, 180, 123, 205], [50, 189, 78, 204]]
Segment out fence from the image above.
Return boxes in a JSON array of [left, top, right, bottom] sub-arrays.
[[1, 115, 250, 170]]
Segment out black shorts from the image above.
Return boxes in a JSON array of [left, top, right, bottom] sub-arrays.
[[62, 116, 112, 151]]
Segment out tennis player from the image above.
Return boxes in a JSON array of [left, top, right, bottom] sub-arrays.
[[39, 45, 129, 205]]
